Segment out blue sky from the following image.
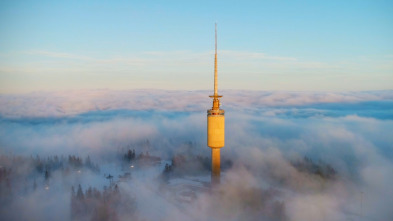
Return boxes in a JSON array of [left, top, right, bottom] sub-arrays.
[[0, 0, 392, 93]]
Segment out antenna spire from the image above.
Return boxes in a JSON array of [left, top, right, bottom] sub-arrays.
[[215, 23, 217, 54], [210, 23, 222, 110], [214, 23, 218, 96]]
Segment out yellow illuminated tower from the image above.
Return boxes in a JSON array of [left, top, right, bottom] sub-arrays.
[[207, 23, 225, 185]]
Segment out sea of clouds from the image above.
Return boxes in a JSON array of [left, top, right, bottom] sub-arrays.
[[0, 89, 392, 221]]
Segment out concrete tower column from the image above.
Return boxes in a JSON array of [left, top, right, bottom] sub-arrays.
[[212, 148, 221, 184]]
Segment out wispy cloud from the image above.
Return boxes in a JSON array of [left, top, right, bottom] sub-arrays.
[[1, 50, 392, 92], [24, 50, 93, 60], [221, 50, 298, 61]]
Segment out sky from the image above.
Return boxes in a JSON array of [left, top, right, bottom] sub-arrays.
[[0, 0, 392, 93]]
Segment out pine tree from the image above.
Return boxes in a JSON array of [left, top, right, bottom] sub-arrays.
[[76, 184, 84, 200]]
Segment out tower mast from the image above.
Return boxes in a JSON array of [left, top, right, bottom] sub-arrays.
[[214, 23, 218, 96], [207, 23, 225, 186]]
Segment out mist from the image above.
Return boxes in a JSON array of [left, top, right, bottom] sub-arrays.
[[0, 90, 392, 221]]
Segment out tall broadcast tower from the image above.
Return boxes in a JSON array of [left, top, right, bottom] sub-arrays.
[[207, 23, 225, 185]]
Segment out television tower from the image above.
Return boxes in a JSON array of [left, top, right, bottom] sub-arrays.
[[207, 23, 225, 185]]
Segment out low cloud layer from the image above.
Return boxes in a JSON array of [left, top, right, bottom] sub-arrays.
[[0, 89, 392, 117], [0, 90, 392, 220]]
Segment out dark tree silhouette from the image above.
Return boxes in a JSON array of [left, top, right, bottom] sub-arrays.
[[77, 184, 84, 200]]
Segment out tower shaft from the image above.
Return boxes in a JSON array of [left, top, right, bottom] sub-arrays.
[[211, 148, 220, 184]]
